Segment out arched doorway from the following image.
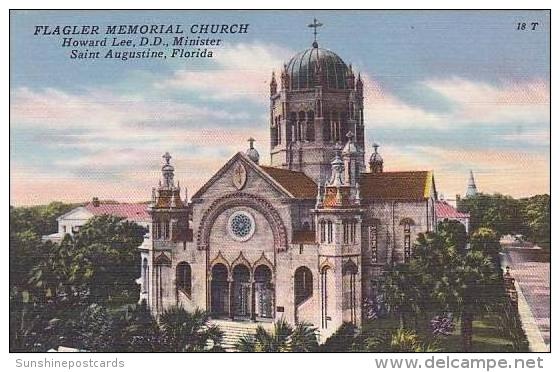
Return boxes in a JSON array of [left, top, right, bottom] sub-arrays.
[[232, 265, 251, 318], [254, 265, 274, 319], [211, 264, 229, 316]]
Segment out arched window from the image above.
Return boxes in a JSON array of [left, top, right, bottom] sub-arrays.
[[327, 221, 333, 243], [142, 258, 149, 294], [306, 110, 315, 141], [176, 262, 192, 297], [320, 220, 326, 243], [343, 219, 357, 244], [342, 261, 358, 324], [294, 266, 313, 305], [400, 218, 415, 262], [320, 266, 330, 329]]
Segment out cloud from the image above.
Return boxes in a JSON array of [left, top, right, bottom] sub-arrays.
[[361, 75, 550, 133], [10, 41, 550, 205], [154, 42, 293, 103], [377, 144, 550, 198], [424, 77, 550, 124]]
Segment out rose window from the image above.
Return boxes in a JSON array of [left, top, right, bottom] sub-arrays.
[[228, 211, 255, 241]]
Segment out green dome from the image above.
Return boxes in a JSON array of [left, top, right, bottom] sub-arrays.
[[286, 44, 350, 90]]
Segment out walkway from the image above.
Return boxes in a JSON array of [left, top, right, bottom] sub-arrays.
[[502, 245, 550, 352]]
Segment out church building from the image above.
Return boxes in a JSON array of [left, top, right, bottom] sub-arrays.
[[139, 31, 438, 341]]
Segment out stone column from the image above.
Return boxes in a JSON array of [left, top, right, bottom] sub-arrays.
[[228, 279, 234, 320], [251, 280, 256, 321]]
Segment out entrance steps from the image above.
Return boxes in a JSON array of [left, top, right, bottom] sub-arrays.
[[210, 319, 273, 352]]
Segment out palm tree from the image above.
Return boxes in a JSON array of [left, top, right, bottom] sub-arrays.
[[158, 306, 223, 352], [381, 264, 423, 328], [235, 319, 318, 352], [364, 328, 441, 352], [454, 250, 500, 351]]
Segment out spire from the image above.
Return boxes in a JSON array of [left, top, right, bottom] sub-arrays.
[[356, 73, 363, 96], [315, 182, 323, 208], [281, 63, 289, 89], [270, 71, 277, 95], [466, 170, 478, 197], [246, 137, 260, 163], [328, 143, 345, 187]]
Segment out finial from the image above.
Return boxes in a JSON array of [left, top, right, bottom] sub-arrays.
[[248, 137, 255, 149], [355, 182, 361, 205], [308, 18, 323, 47], [162, 152, 171, 165], [373, 143, 379, 152]]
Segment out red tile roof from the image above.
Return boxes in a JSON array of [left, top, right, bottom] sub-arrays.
[[359, 171, 432, 200], [260, 166, 318, 198], [435, 201, 470, 219], [84, 203, 150, 222]]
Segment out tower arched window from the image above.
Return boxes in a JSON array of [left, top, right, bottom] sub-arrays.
[[176, 262, 192, 297], [343, 219, 357, 244], [327, 220, 333, 243], [306, 111, 315, 141], [320, 220, 326, 243]]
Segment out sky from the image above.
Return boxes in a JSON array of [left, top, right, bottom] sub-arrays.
[[10, 10, 550, 206]]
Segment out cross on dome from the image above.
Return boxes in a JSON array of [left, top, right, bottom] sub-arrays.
[[162, 152, 171, 165], [308, 18, 323, 47]]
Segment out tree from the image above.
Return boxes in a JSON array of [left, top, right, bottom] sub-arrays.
[[380, 264, 423, 328], [409, 229, 501, 352], [235, 319, 318, 352], [470, 227, 502, 261], [437, 219, 468, 251], [457, 194, 523, 237], [319, 322, 359, 352], [520, 194, 550, 250], [158, 307, 223, 352], [363, 328, 440, 352], [114, 301, 162, 352], [454, 250, 501, 351]]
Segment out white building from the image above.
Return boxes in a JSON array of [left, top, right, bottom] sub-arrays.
[[43, 198, 151, 243]]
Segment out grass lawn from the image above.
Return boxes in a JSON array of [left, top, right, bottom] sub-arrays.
[[361, 313, 520, 352]]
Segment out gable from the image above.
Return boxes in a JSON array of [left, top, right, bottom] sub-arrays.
[[191, 152, 295, 201], [57, 207, 94, 222]]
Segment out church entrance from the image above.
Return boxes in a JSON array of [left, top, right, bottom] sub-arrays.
[[211, 264, 229, 316], [232, 265, 251, 318], [254, 265, 274, 319]]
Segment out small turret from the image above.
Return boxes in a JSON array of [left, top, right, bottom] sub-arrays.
[[281, 64, 289, 90], [356, 73, 363, 97], [246, 137, 260, 164], [369, 143, 383, 173], [342, 131, 359, 185], [328, 144, 345, 187], [346, 64, 355, 90]]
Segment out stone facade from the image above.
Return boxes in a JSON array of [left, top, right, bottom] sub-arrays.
[[140, 40, 438, 341]]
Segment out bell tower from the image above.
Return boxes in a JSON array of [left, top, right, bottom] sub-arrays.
[[269, 21, 365, 184]]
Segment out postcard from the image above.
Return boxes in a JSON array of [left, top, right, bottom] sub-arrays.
[[9, 10, 550, 357]]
